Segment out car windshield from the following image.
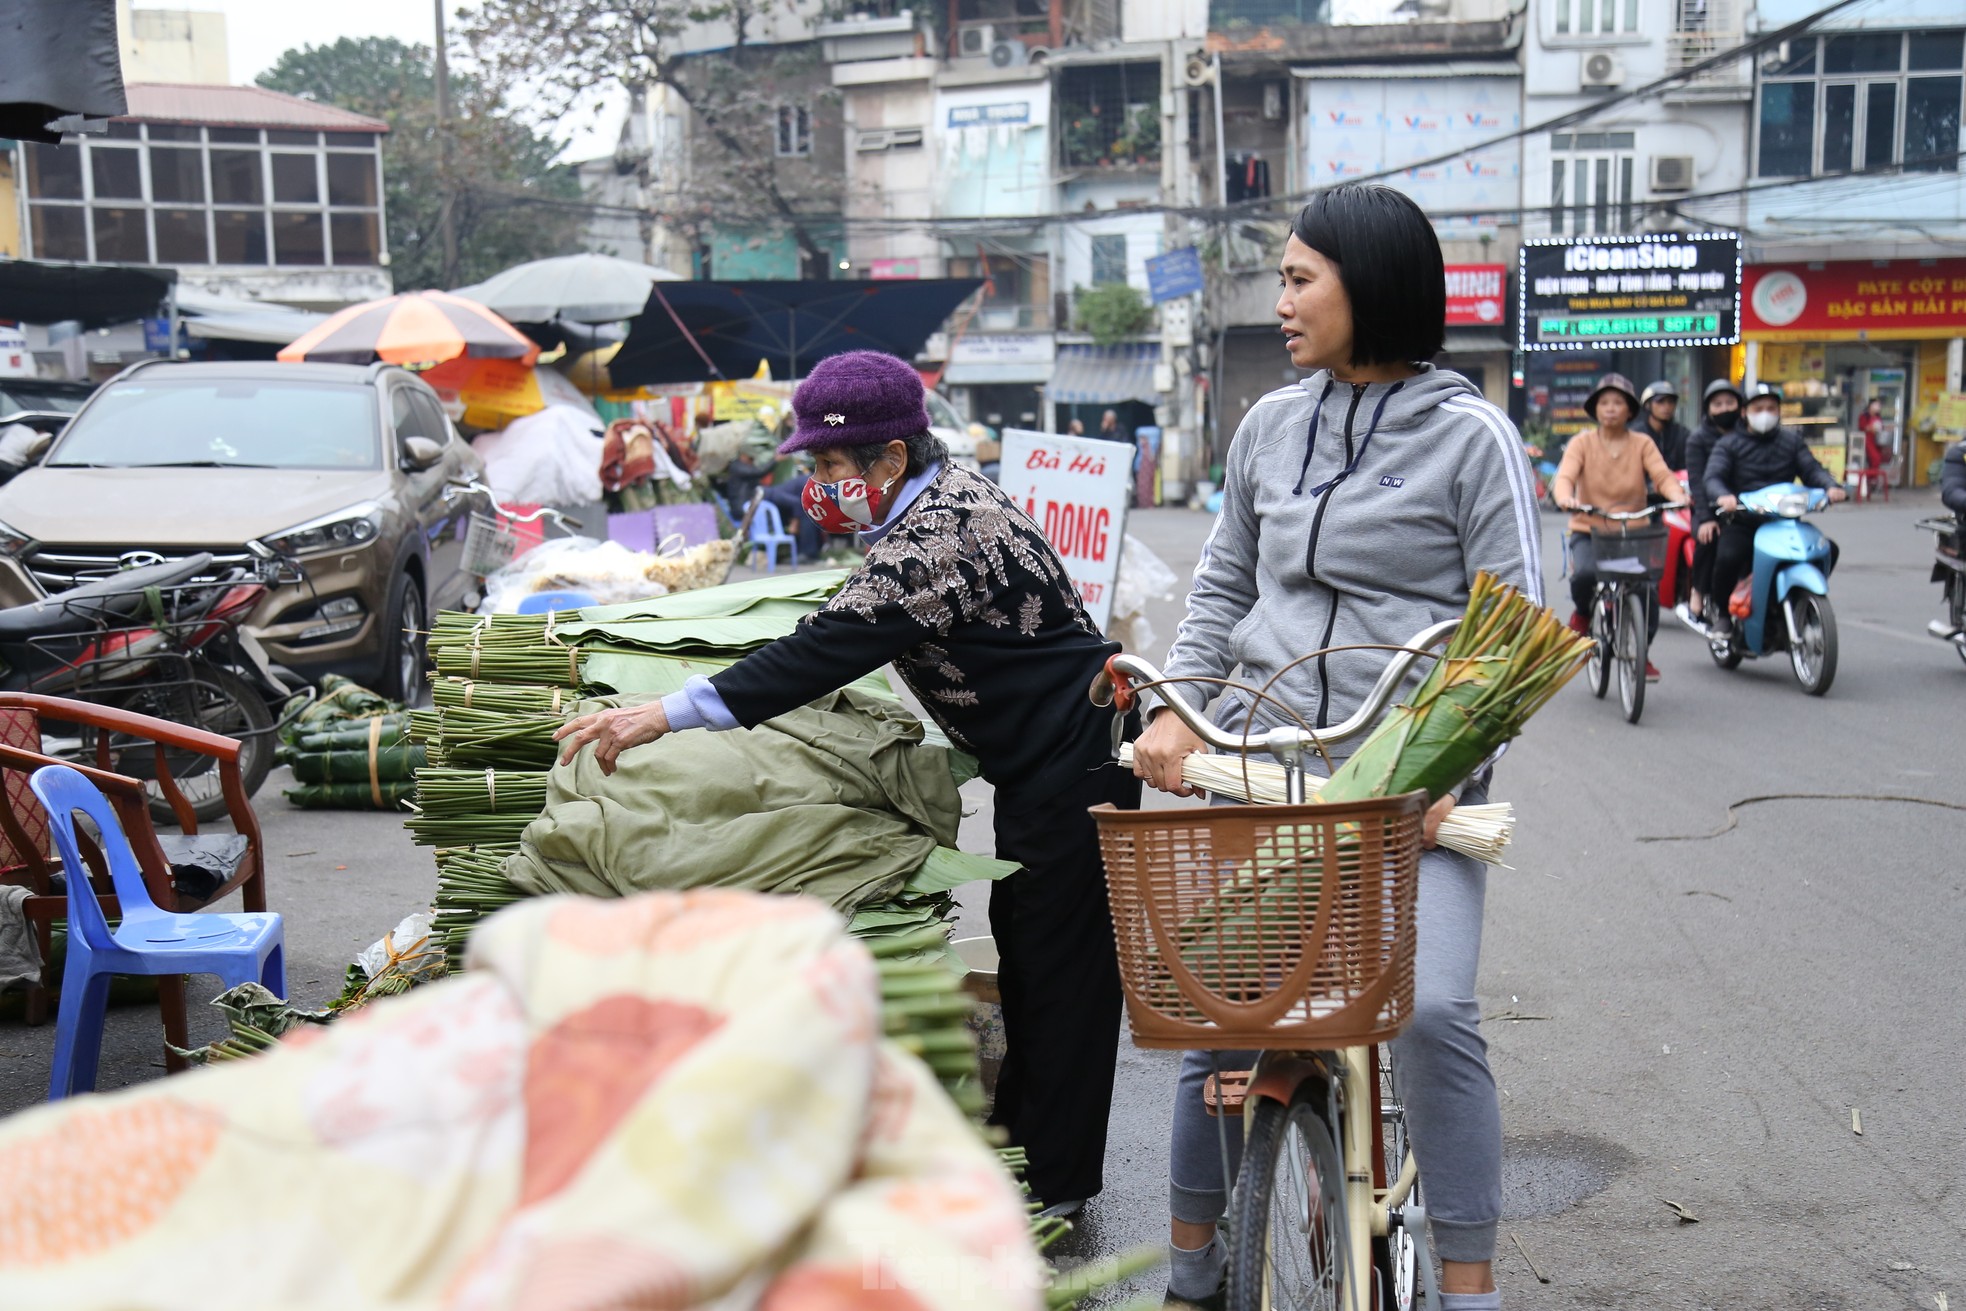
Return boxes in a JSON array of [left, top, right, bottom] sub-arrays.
[[0, 385, 88, 418], [47, 378, 380, 470]]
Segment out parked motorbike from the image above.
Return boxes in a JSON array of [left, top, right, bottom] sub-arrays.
[[1707, 483, 1840, 695], [1918, 514, 1966, 667], [0, 552, 297, 820]]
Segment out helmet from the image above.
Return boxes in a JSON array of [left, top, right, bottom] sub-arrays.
[[1640, 380, 1678, 407], [1743, 381, 1783, 404], [1702, 378, 1743, 408], [1584, 373, 1641, 422]]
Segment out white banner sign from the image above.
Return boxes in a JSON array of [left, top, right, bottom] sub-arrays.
[[999, 428, 1131, 631]]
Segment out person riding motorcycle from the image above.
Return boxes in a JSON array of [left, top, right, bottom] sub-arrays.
[[1633, 379, 1689, 470], [1704, 382, 1847, 638], [1942, 437, 1966, 519], [1682, 379, 1743, 625]]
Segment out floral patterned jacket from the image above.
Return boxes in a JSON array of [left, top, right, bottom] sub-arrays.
[[711, 464, 1120, 792]]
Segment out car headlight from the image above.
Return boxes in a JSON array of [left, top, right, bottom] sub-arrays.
[[256, 503, 382, 558], [0, 517, 34, 559]]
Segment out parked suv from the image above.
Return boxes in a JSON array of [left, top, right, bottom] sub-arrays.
[[0, 360, 487, 702]]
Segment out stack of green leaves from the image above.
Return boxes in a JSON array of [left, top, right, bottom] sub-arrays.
[[404, 769, 550, 847], [279, 673, 402, 745], [282, 707, 423, 811], [410, 706, 568, 770]]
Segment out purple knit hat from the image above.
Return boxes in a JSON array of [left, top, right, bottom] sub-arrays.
[[779, 350, 932, 456]]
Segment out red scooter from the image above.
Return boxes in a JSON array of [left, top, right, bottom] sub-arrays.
[[1658, 470, 1699, 627]]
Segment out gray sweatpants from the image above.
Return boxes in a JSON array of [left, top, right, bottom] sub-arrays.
[[1166, 804, 1503, 1264]]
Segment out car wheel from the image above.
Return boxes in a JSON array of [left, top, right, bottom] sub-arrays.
[[382, 573, 428, 706]]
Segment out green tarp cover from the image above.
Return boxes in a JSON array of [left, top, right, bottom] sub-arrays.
[[504, 689, 966, 914]]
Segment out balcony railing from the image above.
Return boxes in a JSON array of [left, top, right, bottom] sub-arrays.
[[1667, 0, 1747, 84]]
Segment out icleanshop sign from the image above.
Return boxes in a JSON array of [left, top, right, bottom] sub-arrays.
[[1518, 232, 1741, 351], [999, 429, 1132, 631]]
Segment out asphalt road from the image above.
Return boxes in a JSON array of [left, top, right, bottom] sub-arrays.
[[2, 491, 1959, 1309]]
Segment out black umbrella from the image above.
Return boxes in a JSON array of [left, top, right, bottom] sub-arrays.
[[0, 0, 127, 143], [610, 279, 984, 386]]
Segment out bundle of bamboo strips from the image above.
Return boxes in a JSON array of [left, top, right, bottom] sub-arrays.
[[1115, 743, 1515, 865], [410, 706, 570, 770], [432, 677, 580, 716], [404, 769, 549, 847]]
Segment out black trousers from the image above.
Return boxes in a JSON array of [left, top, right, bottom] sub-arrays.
[[1708, 521, 1760, 615], [988, 759, 1140, 1204], [1691, 527, 1717, 599], [1569, 533, 1658, 640]]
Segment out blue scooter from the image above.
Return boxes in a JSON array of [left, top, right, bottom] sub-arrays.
[[1708, 483, 1839, 694]]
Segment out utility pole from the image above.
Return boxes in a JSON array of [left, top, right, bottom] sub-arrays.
[[434, 0, 458, 288]]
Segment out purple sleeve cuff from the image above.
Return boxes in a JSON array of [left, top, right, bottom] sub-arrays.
[[660, 675, 740, 733]]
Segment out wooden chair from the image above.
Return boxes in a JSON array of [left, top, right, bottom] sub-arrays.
[[0, 692, 269, 1074]]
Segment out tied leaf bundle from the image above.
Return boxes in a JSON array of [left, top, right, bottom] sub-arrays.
[[410, 706, 570, 770], [432, 677, 578, 717], [405, 769, 550, 847], [1319, 572, 1593, 803], [428, 612, 587, 688]]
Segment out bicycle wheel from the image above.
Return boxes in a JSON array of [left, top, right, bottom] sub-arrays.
[[1617, 589, 1648, 724], [1228, 1083, 1349, 1311], [1371, 1048, 1419, 1311], [1787, 592, 1838, 695], [1585, 590, 1614, 699], [1951, 577, 1966, 668]]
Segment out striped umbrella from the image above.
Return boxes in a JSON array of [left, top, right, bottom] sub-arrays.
[[277, 290, 540, 367]]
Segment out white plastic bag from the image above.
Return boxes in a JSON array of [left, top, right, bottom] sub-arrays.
[[1107, 534, 1182, 654], [479, 537, 673, 613], [470, 404, 606, 506]]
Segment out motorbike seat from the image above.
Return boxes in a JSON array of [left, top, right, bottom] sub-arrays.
[[0, 553, 218, 641]]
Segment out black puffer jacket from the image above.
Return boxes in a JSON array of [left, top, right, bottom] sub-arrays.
[[1633, 415, 1689, 471], [1684, 418, 1732, 523], [1705, 423, 1838, 505], [1943, 439, 1966, 518]]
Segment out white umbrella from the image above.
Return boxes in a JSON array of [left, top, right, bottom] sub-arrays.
[[451, 253, 685, 325]]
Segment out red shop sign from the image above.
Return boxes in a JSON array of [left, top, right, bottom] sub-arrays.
[[1444, 264, 1508, 326], [1743, 259, 1966, 341]]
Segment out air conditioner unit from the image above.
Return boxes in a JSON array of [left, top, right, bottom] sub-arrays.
[[989, 38, 1028, 68], [957, 24, 993, 57], [1182, 52, 1215, 87], [888, 126, 924, 148], [1650, 154, 1695, 192], [1581, 50, 1625, 88]]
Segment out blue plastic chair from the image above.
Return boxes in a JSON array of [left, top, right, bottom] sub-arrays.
[[516, 589, 596, 615], [30, 765, 286, 1100], [748, 501, 799, 573]]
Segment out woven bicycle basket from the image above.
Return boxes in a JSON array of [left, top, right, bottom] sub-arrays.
[[1091, 791, 1428, 1050]]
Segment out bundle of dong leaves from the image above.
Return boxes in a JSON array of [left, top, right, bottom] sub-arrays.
[[276, 674, 420, 810], [1177, 573, 1594, 967], [407, 571, 1012, 1106]]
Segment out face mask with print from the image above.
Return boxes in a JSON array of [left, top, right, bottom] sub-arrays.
[[802, 462, 900, 533], [1747, 410, 1780, 435]]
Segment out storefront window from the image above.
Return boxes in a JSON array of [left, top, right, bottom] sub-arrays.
[[90, 146, 143, 201], [26, 144, 83, 200]]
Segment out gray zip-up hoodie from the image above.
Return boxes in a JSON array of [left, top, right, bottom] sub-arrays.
[[1163, 364, 1543, 762]]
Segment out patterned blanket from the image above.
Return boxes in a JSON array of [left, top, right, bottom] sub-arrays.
[[0, 890, 1041, 1311]]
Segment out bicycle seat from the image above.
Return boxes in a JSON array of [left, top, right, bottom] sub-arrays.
[[0, 553, 216, 641]]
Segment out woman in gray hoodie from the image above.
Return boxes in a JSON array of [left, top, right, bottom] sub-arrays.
[[1134, 184, 1543, 1311]]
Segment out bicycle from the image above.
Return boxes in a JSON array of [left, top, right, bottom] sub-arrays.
[[1569, 504, 1680, 725], [1088, 622, 1458, 1311]]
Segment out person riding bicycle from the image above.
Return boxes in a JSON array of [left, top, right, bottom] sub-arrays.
[[1552, 373, 1686, 683], [1682, 379, 1743, 627], [1632, 379, 1689, 470], [553, 350, 1139, 1221], [1131, 184, 1539, 1311], [1704, 382, 1847, 638]]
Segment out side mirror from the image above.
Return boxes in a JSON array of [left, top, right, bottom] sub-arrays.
[[402, 435, 445, 471]]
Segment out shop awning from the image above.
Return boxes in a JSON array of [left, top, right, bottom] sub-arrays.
[[1046, 343, 1162, 405], [0, 259, 176, 330], [1442, 329, 1511, 354]]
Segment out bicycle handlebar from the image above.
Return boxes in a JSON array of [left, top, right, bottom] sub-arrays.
[[1088, 617, 1460, 761], [1567, 502, 1686, 519], [455, 479, 575, 531]]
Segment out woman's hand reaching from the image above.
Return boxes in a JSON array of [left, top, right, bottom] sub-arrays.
[[553, 702, 672, 775], [1132, 709, 1207, 797]]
